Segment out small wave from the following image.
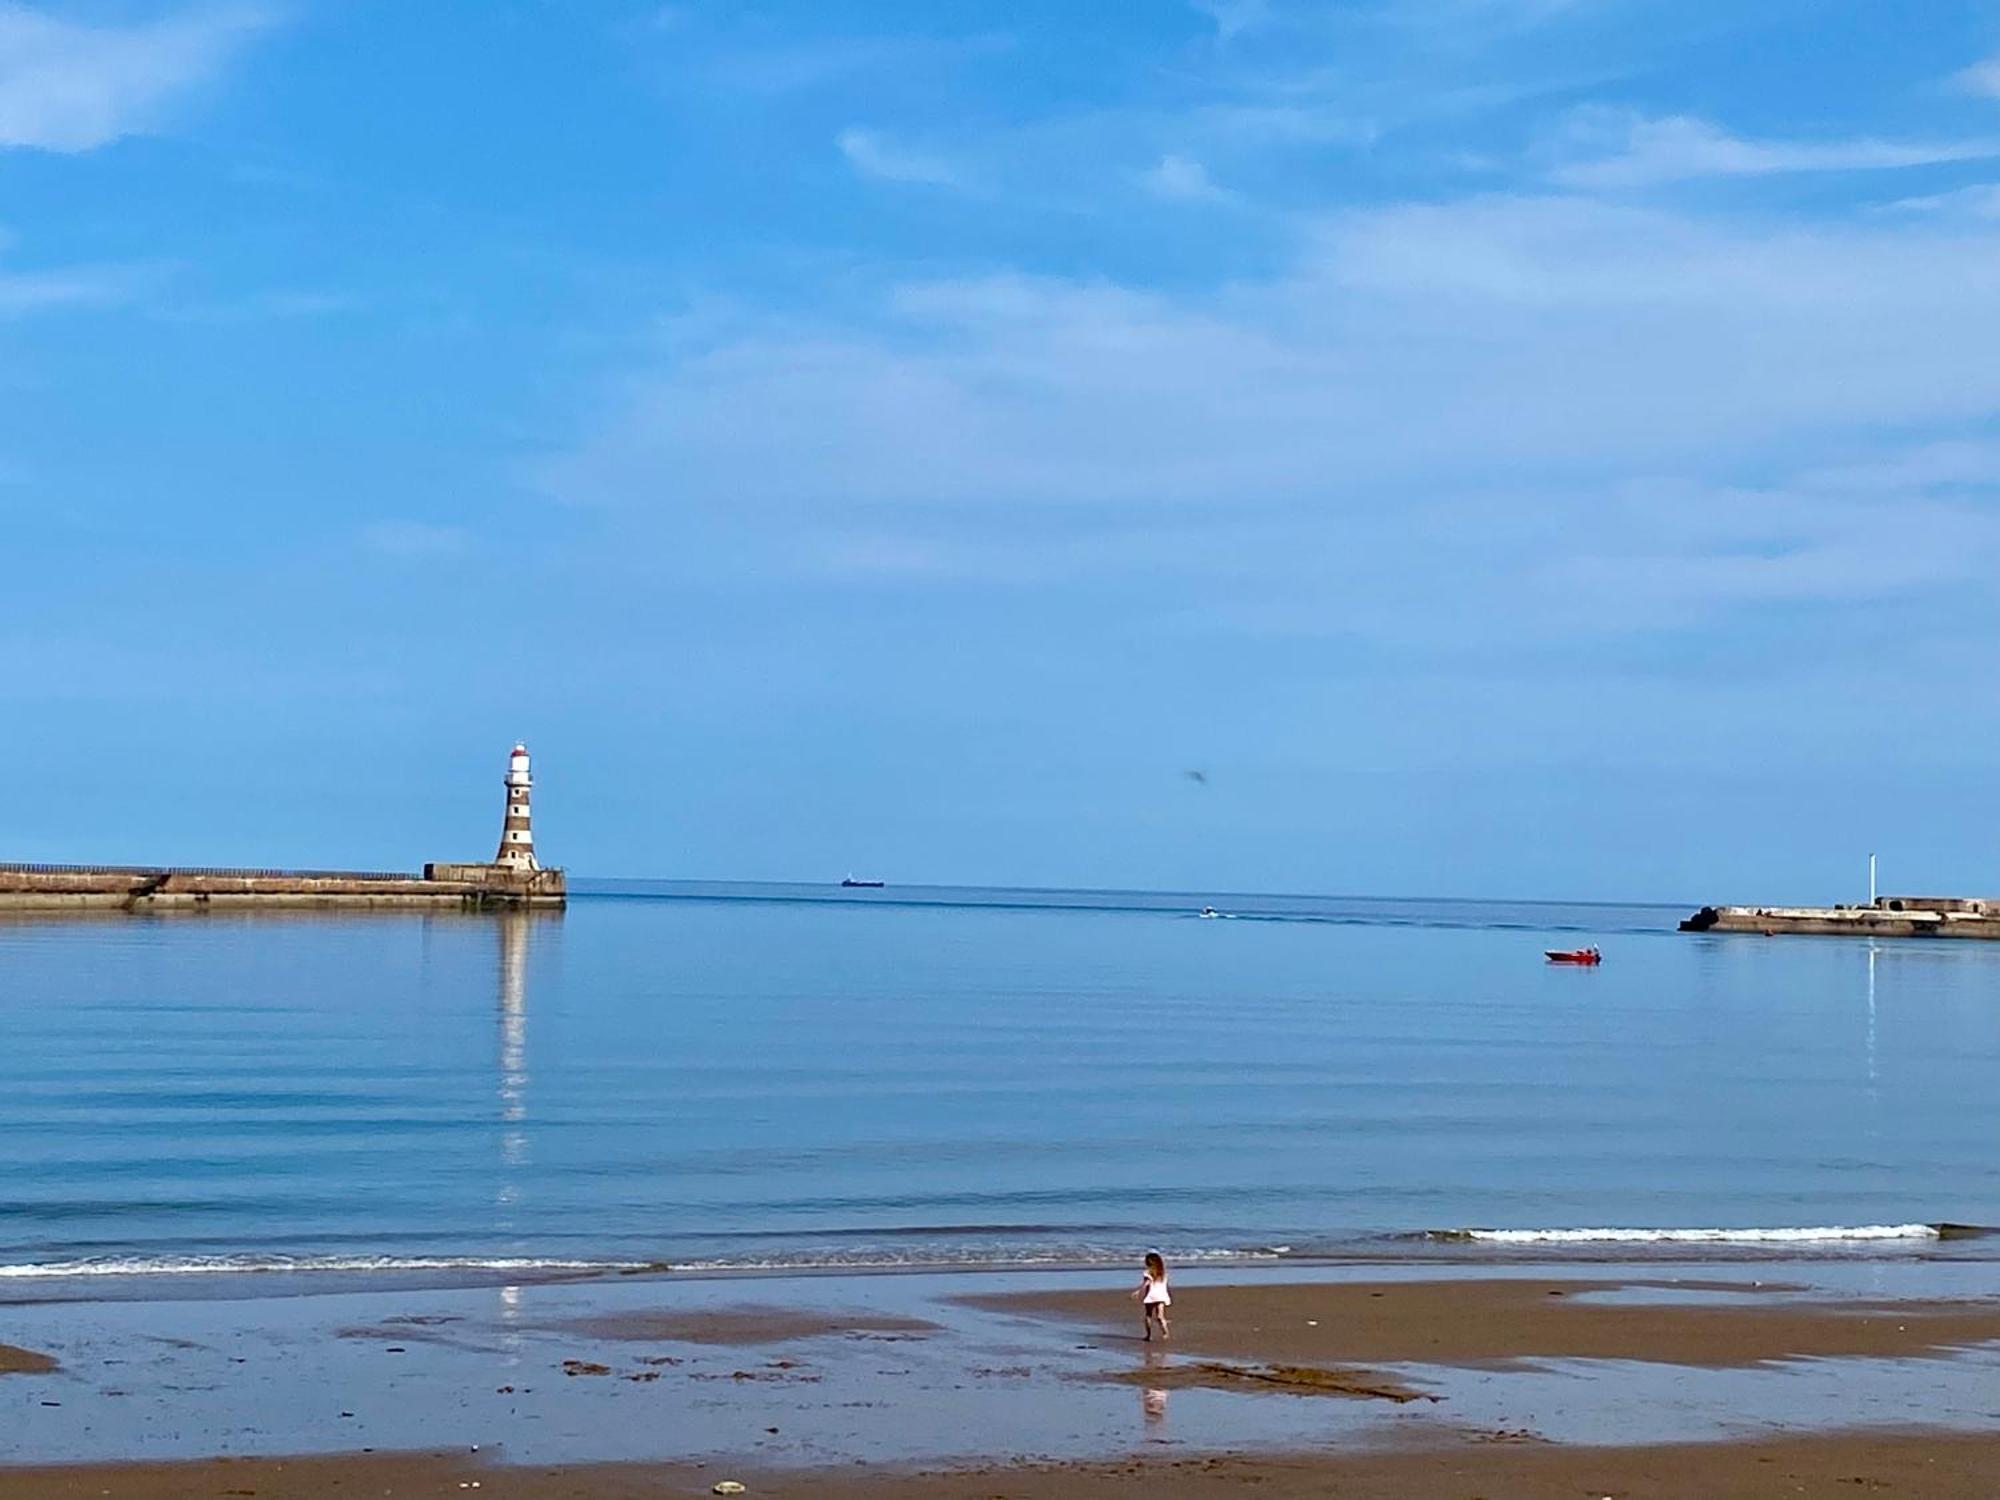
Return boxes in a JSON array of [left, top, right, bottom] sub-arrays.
[[663, 1244, 1283, 1273], [1935, 1223, 2000, 1240], [1434, 1224, 1943, 1246], [0, 1254, 663, 1280], [0, 1244, 1281, 1281]]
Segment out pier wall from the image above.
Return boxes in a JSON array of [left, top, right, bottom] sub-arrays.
[[1682, 899, 2000, 939], [0, 863, 565, 912]]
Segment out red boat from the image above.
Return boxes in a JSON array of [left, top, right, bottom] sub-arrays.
[[1545, 947, 1602, 965]]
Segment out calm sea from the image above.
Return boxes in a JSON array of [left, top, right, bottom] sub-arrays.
[[3, 882, 1997, 1286]]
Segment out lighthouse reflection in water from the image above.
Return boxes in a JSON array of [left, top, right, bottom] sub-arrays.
[[497, 913, 535, 1210]]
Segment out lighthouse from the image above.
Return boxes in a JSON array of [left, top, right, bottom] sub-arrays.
[[494, 744, 540, 872]]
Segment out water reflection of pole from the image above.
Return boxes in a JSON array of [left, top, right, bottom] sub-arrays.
[[1865, 940, 1879, 1096]]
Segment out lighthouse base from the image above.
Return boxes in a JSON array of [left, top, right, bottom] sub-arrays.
[[423, 863, 567, 907]]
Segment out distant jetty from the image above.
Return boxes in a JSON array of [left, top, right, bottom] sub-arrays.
[[1681, 896, 2000, 940], [0, 744, 564, 913]]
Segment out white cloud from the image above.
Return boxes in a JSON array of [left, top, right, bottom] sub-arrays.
[[1526, 477, 2000, 627], [0, 265, 115, 315], [0, 230, 131, 315], [1883, 182, 2000, 220], [837, 127, 961, 187], [1794, 440, 2000, 494], [1142, 153, 1231, 203], [1554, 111, 2000, 189], [0, 2, 271, 152], [1956, 54, 2000, 99], [544, 191, 2000, 644]]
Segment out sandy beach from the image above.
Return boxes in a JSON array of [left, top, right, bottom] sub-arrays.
[[6, 1265, 2000, 1497], [0, 1345, 54, 1378], [964, 1275, 2000, 1366], [12, 1430, 2000, 1500]]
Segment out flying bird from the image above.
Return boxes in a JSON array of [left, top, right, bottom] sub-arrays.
[[1184, 769, 1209, 786]]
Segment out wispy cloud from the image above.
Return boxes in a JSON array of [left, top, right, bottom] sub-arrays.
[[837, 127, 961, 187], [0, 2, 273, 153], [1881, 182, 2000, 219], [153, 288, 361, 324], [1371, 0, 1606, 48], [1528, 476, 2000, 628], [1142, 153, 1233, 203], [657, 24, 1011, 98], [1554, 111, 2000, 188], [0, 230, 133, 315], [0, 264, 119, 315], [1955, 53, 2000, 99], [1191, 0, 1271, 43], [545, 190, 2000, 647], [359, 521, 467, 560]]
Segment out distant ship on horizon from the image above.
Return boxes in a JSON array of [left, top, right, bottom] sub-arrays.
[[840, 875, 886, 889]]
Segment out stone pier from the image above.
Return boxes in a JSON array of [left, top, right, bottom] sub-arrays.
[[1681, 896, 2000, 939], [0, 863, 565, 912]]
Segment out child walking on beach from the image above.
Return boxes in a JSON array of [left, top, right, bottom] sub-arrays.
[[1132, 1251, 1171, 1341]]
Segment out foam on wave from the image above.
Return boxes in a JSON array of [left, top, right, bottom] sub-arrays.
[[0, 1244, 1280, 1281], [662, 1244, 1282, 1273], [1440, 1224, 1943, 1245], [0, 1254, 661, 1279]]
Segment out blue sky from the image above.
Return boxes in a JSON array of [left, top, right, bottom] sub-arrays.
[[6, 0, 2000, 901]]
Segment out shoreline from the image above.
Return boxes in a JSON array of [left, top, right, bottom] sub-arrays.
[[6, 1228, 1998, 1309]]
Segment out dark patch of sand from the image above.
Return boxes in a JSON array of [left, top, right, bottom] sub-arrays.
[[0, 1343, 55, 1376], [1101, 1360, 1435, 1402], [560, 1305, 939, 1346], [334, 1320, 497, 1354], [964, 1278, 2000, 1367]]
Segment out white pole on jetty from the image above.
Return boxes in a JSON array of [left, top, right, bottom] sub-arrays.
[[1868, 852, 1877, 906]]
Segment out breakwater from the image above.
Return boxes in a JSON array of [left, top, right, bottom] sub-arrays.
[[0, 862, 564, 912], [0, 743, 566, 913], [1682, 896, 2000, 939]]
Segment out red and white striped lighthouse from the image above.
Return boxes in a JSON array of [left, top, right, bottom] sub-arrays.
[[494, 744, 540, 872]]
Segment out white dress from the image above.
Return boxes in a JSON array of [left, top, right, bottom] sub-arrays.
[[1142, 1275, 1171, 1306]]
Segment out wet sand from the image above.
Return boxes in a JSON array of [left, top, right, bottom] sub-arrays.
[[11, 1430, 2000, 1499], [0, 1345, 54, 1376], [559, 1305, 939, 1344], [967, 1277, 2000, 1367], [6, 1267, 2000, 1492]]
